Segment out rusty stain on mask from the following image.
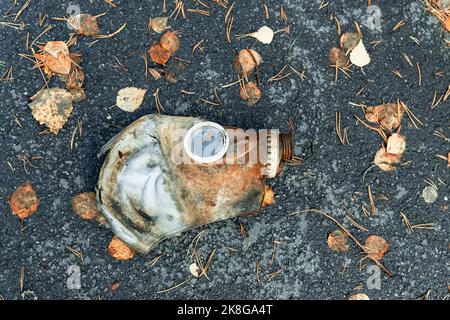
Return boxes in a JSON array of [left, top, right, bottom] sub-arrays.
[[97, 115, 293, 253]]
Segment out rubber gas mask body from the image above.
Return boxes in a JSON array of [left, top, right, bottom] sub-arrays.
[[97, 115, 293, 253]]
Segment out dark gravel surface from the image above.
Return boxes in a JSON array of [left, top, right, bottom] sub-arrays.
[[0, 0, 449, 300]]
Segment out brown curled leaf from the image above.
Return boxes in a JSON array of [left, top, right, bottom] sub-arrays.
[[34, 41, 72, 75], [348, 293, 370, 300], [108, 236, 136, 261], [71, 192, 100, 220], [365, 103, 404, 131], [327, 230, 350, 253], [29, 88, 75, 134], [364, 235, 389, 260], [149, 68, 162, 80], [329, 47, 348, 67], [240, 81, 261, 106], [149, 17, 169, 34], [340, 32, 360, 51], [10, 182, 40, 219], [68, 14, 101, 36], [160, 31, 180, 54], [234, 49, 262, 77], [149, 43, 171, 65], [445, 16, 450, 32], [386, 133, 406, 155], [262, 185, 275, 207], [374, 146, 402, 172]]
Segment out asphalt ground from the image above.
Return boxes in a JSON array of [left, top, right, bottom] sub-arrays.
[[0, 0, 449, 300]]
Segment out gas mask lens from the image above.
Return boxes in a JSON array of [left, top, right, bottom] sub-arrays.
[[184, 122, 229, 164]]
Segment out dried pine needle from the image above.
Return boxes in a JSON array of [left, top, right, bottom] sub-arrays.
[[66, 246, 84, 262], [280, 5, 288, 24], [265, 268, 283, 282], [154, 88, 165, 113], [345, 214, 369, 232], [20, 267, 25, 292], [416, 62, 422, 86], [392, 69, 403, 79], [392, 20, 405, 31], [187, 8, 209, 16], [94, 23, 127, 39], [333, 15, 341, 35], [14, 0, 31, 23], [433, 130, 449, 142], [256, 261, 261, 286], [430, 90, 443, 109], [192, 39, 205, 54], [268, 65, 291, 82], [335, 111, 348, 145], [148, 254, 165, 268], [368, 185, 376, 216], [354, 21, 362, 39], [263, 4, 269, 19], [289, 66, 306, 80], [409, 36, 420, 45], [361, 204, 370, 217], [318, 0, 329, 10], [157, 277, 192, 294], [400, 212, 413, 234], [225, 1, 235, 24], [401, 52, 413, 67], [399, 100, 423, 129]]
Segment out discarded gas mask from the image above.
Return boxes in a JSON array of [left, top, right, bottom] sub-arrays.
[[97, 115, 293, 253]]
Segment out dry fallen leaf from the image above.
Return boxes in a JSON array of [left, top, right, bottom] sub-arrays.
[[329, 47, 349, 67], [240, 82, 261, 106], [68, 88, 86, 103], [262, 185, 275, 207], [234, 49, 262, 77], [116, 87, 147, 112], [149, 17, 169, 33], [163, 70, 178, 83], [108, 236, 136, 261], [448, 151, 450, 167], [374, 146, 402, 171], [348, 293, 370, 300], [350, 39, 371, 68], [149, 68, 162, 80], [189, 263, 200, 278], [422, 185, 438, 204], [29, 88, 75, 134], [445, 16, 450, 32], [149, 43, 171, 65], [34, 41, 72, 75], [327, 230, 350, 253], [365, 103, 404, 131], [340, 32, 360, 51], [111, 282, 120, 292], [68, 14, 101, 36], [71, 192, 100, 220], [160, 31, 180, 54], [386, 133, 406, 155], [10, 182, 40, 219], [251, 26, 274, 44], [60, 62, 85, 92], [364, 235, 389, 260], [426, 0, 450, 32]]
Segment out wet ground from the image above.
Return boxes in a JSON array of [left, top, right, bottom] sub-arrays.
[[0, 0, 449, 300]]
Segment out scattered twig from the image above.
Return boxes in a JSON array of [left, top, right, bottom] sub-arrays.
[[157, 277, 193, 294], [94, 23, 127, 39]]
